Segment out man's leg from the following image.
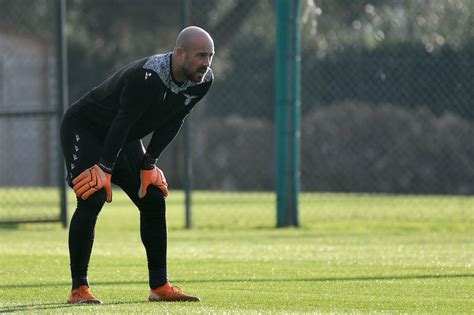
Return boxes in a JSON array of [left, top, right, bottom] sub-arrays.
[[113, 141, 199, 301], [68, 191, 106, 289], [112, 141, 168, 288], [60, 116, 104, 304]]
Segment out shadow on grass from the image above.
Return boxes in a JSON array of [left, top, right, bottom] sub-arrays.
[[0, 222, 20, 229], [2, 273, 473, 312], [0, 300, 146, 313], [1, 273, 473, 291]]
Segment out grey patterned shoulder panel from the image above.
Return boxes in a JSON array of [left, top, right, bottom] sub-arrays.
[[143, 53, 213, 94]]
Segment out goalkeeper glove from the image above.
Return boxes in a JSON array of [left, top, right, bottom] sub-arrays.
[[72, 164, 112, 202], [138, 166, 169, 199]]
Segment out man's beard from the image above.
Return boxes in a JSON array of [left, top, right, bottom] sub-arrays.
[[183, 66, 207, 83]]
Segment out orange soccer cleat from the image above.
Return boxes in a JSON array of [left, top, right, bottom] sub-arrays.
[[148, 283, 200, 302], [67, 285, 102, 304]]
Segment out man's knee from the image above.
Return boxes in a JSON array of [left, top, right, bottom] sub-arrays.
[[76, 189, 107, 216], [138, 186, 166, 213]]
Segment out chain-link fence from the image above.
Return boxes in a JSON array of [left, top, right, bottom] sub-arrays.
[[184, 1, 277, 228], [186, 0, 474, 228], [300, 0, 474, 195], [2, 0, 473, 228], [0, 0, 65, 223]]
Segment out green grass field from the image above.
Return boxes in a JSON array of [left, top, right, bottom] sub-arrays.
[[0, 190, 473, 314]]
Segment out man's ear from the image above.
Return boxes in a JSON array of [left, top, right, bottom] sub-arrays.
[[176, 47, 185, 58]]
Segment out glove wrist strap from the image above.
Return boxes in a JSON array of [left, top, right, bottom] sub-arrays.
[[97, 161, 113, 174], [141, 153, 158, 170]]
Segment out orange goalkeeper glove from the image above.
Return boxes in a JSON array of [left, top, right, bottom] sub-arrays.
[[72, 164, 112, 202], [138, 166, 169, 199]]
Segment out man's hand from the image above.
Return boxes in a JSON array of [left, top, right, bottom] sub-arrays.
[[138, 166, 169, 199], [72, 164, 112, 202]]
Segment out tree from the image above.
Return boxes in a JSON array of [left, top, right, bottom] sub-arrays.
[[303, 0, 474, 56]]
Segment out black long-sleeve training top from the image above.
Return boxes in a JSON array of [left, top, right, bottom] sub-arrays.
[[64, 52, 213, 172]]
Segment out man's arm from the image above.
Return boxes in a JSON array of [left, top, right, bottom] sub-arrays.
[[141, 110, 188, 168], [137, 111, 187, 199], [98, 69, 161, 172], [142, 71, 214, 166], [97, 109, 141, 172]]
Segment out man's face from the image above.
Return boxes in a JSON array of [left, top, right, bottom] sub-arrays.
[[181, 46, 214, 83]]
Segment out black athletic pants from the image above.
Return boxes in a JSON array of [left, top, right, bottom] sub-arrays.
[[60, 115, 168, 290]]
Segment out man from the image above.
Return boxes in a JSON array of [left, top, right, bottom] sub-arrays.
[[60, 26, 214, 304]]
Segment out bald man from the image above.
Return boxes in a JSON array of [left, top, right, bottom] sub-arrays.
[[60, 26, 214, 304]]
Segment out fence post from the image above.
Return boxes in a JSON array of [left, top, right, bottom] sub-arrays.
[[56, 0, 69, 228], [181, 0, 192, 229], [275, 0, 301, 227], [290, 0, 301, 227]]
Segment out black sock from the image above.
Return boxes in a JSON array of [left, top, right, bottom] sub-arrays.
[[149, 268, 168, 290], [72, 276, 89, 289]]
